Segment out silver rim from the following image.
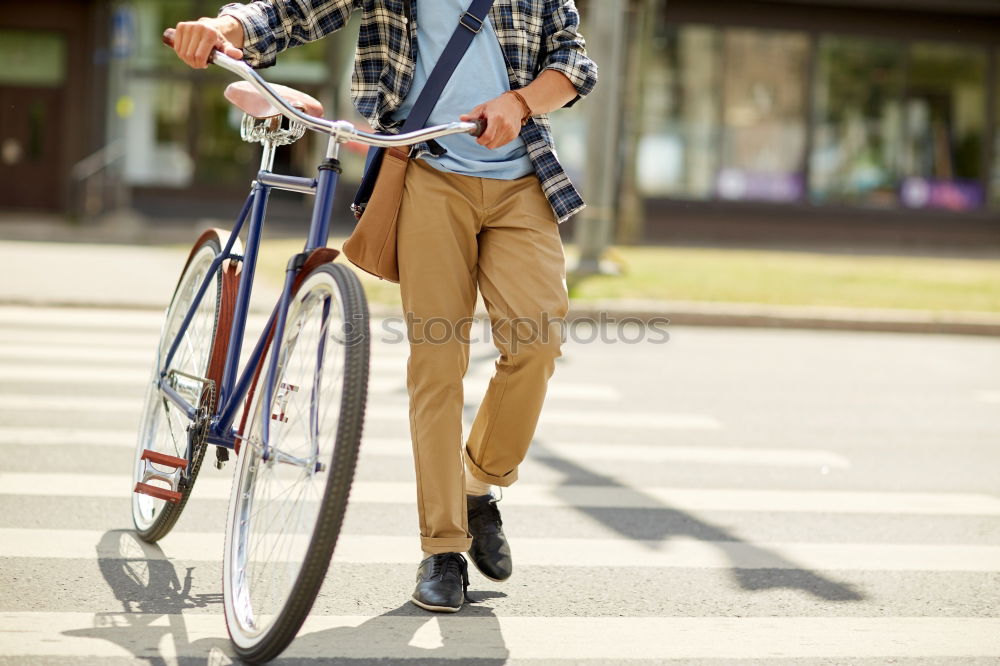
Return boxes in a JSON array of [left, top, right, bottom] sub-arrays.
[[224, 270, 346, 647], [131, 245, 219, 531]]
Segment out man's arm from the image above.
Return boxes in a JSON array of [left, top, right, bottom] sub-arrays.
[[460, 70, 578, 150], [171, 1, 357, 70], [460, 0, 598, 150]]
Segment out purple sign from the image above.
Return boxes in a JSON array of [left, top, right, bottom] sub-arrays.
[[900, 178, 984, 212], [715, 169, 804, 203]]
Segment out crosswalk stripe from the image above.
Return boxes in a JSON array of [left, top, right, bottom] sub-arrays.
[[0, 306, 165, 328], [3, 473, 997, 516], [0, 345, 156, 364], [0, 427, 135, 446], [0, 367, 617, 402], [0, 394, 716, 429], [1, 528, 998, 572], [0, 360, 406, 385], [0, 429, 848, 468], [975, 390, 1000, 404], [0, 330, 156, 349], [1, 612, 997, 660]]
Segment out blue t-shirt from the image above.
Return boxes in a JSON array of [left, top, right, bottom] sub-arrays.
[[390, 0, 534, 180]]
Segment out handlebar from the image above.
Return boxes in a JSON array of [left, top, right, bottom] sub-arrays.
[[161, 28, 485, 148]]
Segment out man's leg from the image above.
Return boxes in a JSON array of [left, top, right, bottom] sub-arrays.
[[465, 175, 569, 488], [397, 159, 482, 557]]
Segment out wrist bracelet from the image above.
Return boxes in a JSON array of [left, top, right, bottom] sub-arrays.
[[505, 90, 533, 126]]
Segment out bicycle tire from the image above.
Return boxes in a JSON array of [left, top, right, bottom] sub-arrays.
[[131, 229, 239, 542], [223, 260, 369, 663]]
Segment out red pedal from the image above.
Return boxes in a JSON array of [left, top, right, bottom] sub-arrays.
[[140, 450, 189, 470], [134, 482, 183, 503]]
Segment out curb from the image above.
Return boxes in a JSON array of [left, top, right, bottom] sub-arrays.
[[566, 300, 1000, 338]]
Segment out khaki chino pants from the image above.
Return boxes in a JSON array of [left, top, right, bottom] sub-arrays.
[[397, 158, 569, 554]]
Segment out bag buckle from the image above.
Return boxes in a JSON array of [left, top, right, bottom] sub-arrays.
[[459, 11, 484, 34]]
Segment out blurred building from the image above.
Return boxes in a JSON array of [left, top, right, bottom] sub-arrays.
[[2, 0, 999, 245], [629, 0, 1000, 246]]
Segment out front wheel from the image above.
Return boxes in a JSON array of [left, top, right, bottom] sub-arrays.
[[223, 261, 369, 663]]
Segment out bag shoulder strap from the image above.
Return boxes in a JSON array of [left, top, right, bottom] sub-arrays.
[[400, 0, 498, 133]]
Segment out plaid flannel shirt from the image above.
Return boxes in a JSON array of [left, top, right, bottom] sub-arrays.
[[219, 0, 598, 222]]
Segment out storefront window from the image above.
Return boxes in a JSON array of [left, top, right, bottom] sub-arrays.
[[643, 25, 808, 201], [810, 37, 905, 207], [899, 42, 987, 211], [994, 49, 1000, 209], [640, 25, 721, 198], [717, 29, 808, 202], [0, 30, 67, 87]]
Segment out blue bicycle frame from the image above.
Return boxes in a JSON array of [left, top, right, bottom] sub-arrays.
[[156, 137, 343, 462]]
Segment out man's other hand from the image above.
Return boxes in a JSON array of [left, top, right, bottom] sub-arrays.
[[173, 17, 244, 69], [460, 93, 525, 150]]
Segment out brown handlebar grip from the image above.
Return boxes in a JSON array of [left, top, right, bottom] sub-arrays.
[[472, 118, 487, 138]]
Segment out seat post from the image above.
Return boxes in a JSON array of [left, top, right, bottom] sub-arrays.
[[260, 139, 277, 172]]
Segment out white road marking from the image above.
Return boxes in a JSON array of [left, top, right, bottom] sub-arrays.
[[0, 345, 155, 364], [0, 330, 156, 349], [357, 437, 846, 468], [0, 613, 997, 660], [0, 306, 165, 328], [0, 429, 847, 468], [975, 390, 1000, 404], [3, 473, 998, 516], [0, 394, 714, 428], [0, 427, 135, 446], [1, 528, 999, 572]]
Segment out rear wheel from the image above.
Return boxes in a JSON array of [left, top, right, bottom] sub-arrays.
[[131, 230, 239, 542], [223, 261, 369, 663]]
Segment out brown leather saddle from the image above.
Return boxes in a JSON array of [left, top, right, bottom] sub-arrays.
[[224, 81, 324, 119]]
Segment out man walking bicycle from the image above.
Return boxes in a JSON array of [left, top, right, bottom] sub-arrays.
[[171, 0, 597, 613]]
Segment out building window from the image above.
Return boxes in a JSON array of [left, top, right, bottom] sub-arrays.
[[994, 48, 1000, 210], [643, 25, 809, 202], [810, 36, 905, 208], [899, 42, 987, 211], [640, 24, 721, 199], [717, 29, 809, 203]]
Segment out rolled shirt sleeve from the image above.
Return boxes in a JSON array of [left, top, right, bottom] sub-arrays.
[[539, 0, 598, 106], [218, 0, 357, 68]]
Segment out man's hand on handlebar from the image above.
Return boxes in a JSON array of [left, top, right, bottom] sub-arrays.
[[172, 17, 244, 69], [460, 92, 527, 151]]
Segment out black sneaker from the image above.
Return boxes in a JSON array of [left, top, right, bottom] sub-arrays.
[[466, 493, 512, 582], [411, 552, 470, 613]]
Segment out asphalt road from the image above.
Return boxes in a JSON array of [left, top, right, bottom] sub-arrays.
[[1, 304, 999, 664]]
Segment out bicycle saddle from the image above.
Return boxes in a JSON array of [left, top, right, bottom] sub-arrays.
[[224, 81, 324, 119]]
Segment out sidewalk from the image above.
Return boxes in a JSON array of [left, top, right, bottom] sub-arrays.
[[1, 239, 998, 336], [0, 240, 279, 312]]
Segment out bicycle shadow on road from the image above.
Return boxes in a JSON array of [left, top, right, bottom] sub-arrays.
[[61, 530, 231, 660], [528, 442, 865, 603], [64, 530, 510, 664]]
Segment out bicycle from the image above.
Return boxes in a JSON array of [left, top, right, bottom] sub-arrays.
[[130, 29, 483, 663]]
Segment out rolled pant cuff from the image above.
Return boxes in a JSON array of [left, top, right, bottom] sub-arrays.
[[465, 446, 518, 487], [421, 536, 473, 554]]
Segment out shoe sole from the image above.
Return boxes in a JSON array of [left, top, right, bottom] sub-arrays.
[[410, 596, 462, 613], [466, 550, 511, 583]]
